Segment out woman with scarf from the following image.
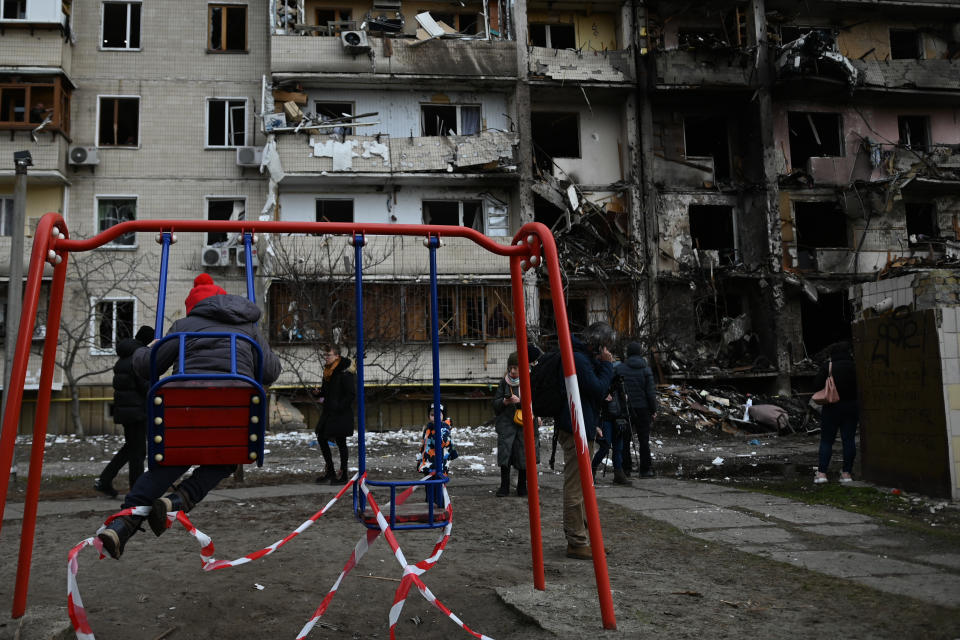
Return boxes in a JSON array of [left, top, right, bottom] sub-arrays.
[[492, 352, 538, 497], [314, 343, 356, 484]]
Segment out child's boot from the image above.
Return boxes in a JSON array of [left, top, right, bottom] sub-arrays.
[[98, 515, 144, 559], [148, 487, 193, 536], [516, 469, 527, 497], [496, 466, 511, 497]]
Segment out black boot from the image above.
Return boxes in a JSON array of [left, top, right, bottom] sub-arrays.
[[496, 466, 510, 497], [613, 469, 633, 486], [315, 468, 335, 484], [98, 515, 144, 559], [93, 477, 118, 498], [148, 488, 192, 537], [331, 468, 347, 485], [516, 469, 527, 497]]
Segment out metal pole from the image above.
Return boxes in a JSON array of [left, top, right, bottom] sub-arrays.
[[1, 151, 31, 482]]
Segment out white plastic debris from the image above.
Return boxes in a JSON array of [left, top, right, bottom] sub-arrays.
[[712, 457, 724, 466], [254, 583, 265, 590]]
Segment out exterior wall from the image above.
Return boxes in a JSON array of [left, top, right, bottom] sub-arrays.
[[531, 101, 625, 185], [0, 29, 72, 73]]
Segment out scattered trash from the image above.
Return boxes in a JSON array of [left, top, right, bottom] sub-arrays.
[[254, 583, 265, 590], [712, 457, 724, 466]]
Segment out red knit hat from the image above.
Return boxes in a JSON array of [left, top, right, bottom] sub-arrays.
[[185, 273, 227, 314]]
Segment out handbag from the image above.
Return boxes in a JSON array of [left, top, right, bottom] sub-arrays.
[[511, 385, 524, 425], [812, 360, 840, 405]]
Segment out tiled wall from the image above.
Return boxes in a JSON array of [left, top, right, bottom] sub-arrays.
[[939, 306, 960, 499]]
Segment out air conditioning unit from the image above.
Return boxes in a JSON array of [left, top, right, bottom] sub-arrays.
[[236, 246, 259, 268], [68, 146, 99, 166], [236, 146, 264, 168], [341, 30, 371, 54], [201, 245, 231, 267]]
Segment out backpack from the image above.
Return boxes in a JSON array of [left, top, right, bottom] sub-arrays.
[[602, 375, 626, 420], [531, 350, 566, 417]]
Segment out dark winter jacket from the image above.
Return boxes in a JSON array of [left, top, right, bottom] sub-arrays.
[[813, 347, 858, 403], [112, 337, 149, 424], [316, 356, 356, 439], [615, 355, 657, 415], [554, 335, 614, 441], [132, 295, 281, 385]]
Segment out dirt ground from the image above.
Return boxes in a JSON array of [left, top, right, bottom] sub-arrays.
[[2, 423, 959, 639]]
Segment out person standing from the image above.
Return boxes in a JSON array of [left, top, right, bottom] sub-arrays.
[[493, 352, 537, 497], [616, 342, 658, 478], [555, 322, 616, 559], [592, 374, 631, 485], [96, 273, 281, 559], [314, 343, 356, 484], [813, 341, 859, 484], [94, 325, 155, 498]]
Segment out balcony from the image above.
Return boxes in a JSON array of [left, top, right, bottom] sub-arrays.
[[273, 129, 518, 180], [0, 29, 72, 75], [528, 47, 633, 83], [654, 49, 753, 89], [270, 35, 517, 81], [854, 59, 960, 93], [0, 133, 69, 179]]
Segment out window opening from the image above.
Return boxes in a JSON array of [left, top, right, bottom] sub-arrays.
[[905, 202, 937, 245], [207, 98, 246, 147], [800, 290, 852, 357], [684, 116, 731, 180], [794, 201, 847, 269], [209, 4, 247, 52], [677, 28, 728, 50], [207, 198, 244, 244], [422, 200, 483, 230], [533, 193, 565, 230], [529, 23, 575, 49], [889, 29, 922, 60], [316, 7, 352, 32], [95, 299, 135, 352], [0, 196, 13, 237], [98, 97, 139, 146], [787, 112, 842, 169], [420, 104, 480, 136], [898, 115, 930, 150], [1, 0, 26, 19], [531, 111, 580, 170], [316, 199, 354, 223], [688, 205, 736, 265], [102, 2, 142, 49], [314, 101, 354, 135], [97, 197, 137, 247]]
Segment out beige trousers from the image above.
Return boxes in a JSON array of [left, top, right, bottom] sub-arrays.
[[558, 429, 594, 547]]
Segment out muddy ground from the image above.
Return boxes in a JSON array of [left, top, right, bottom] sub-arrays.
[[2, 423, 959, 639]]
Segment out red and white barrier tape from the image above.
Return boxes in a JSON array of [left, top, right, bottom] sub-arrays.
[[67, 472, 493, 640]]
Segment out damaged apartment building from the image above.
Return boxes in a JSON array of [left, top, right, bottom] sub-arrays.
[[1, 0, 959, 433]]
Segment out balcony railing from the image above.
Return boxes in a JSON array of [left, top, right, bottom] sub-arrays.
[[528, 46, 634, 83], [653, 49, 753, 88], [854, 59, 960, 92]]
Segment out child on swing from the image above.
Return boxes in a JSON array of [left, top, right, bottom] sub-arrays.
[[415, 403, 458, 507]]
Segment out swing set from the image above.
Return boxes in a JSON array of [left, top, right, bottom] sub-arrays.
[[0, 214, 617, 636]]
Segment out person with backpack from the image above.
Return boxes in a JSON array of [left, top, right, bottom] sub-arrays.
[[616, 341, 658, 478], [591, 373, 632, 486], [547, 322, 616, 560]]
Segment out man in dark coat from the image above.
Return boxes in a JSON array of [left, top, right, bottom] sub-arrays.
[[556, 322, 615, 559], [314, 343, 356, 484], [97, 274, 281, 559], [94, 325, 154, 498], [615, 342, 658, 478]]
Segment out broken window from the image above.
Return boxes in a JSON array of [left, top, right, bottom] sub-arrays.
[[905, 202, 938, 245], [315, 7, 352, 32], [1, 0, 26, 19], [794, 201, 847, 269], [428, 12, 478, 34], [684, 116, 731, 180], [1, 76, 71, 133], [316, 199, 354, 223], [531, 111, 580, 170], [102, 2, 141, 49], [889, 29, 923, 60], [801, 290, 852, 357], [529, 23, 575, 49], [98, 96, 139, 146], [314, 101, 354, 135], [538, 293, 588, 338], [207, 98, 246, 147], [208, 4, 247, 52], [898, 115, 930, 150], [268, 280, 353, 345], [93, 298, 135, 354], [206, 198, 244, 244], [787, 112, 842, 169], [0, 196, 13, 237], [422, 200, 483, 231], [677, 28, 728, 50], [688, 205, 736, 265], [421, 104, 481, 136], [97, 196, 137, 247], [402, 283, 514, 344]]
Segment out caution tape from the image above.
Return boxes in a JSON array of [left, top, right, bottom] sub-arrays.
[[66, 472, 493, 640]]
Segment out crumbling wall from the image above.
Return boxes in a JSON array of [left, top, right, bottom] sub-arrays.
[[657, 193, 740, 271]]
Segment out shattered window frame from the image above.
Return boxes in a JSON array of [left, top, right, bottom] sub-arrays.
[[905, 202, 938, 245], [95, 194, 138, 248], [401, 283, 515, 344], [420, 103, 482, 136], [314, 101, 355, 135], [422, 199, 484, 232], [205, 97, 248, 148], [100, 1, 142, 51], [786, 111, 843, 169], [897, 115, 931, 150], [90, 296, 136, 356], [528, 22, 576, 49], [793, 200, 848, 270], [96, 95, 140, 147], [316, 198, 354, 223], [205, 196, 246, 245], [207, 3, 248, 53], [687, 204, 738, 265], [889, 28, 923, 60], [314, 7, 353, 33]]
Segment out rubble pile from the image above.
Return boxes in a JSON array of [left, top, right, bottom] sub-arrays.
[[653, 384, 816, 436]]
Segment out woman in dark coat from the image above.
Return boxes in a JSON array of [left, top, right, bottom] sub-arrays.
[[493, 352, 538, 497], [813, 341, 859, 483], [315, 343, 356, 484]]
